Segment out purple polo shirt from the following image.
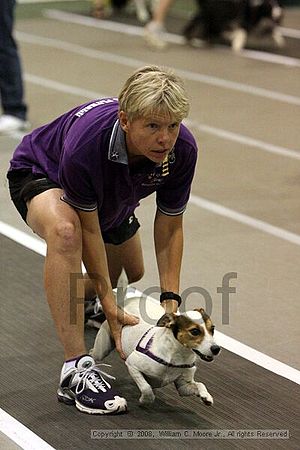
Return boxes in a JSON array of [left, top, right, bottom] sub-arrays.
[[9, 98, 198, 231]]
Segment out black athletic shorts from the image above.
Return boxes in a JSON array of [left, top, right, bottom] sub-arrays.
[[7, 169, 140, 245]]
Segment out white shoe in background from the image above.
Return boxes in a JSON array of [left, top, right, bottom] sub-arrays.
[[134, 0, 150, 23], [0, 114, 30, 135], [144, 21, 167, 50]]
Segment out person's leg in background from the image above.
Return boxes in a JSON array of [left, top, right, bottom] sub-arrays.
[[144, 0, 174, 49], [0, 0, 29, 133]]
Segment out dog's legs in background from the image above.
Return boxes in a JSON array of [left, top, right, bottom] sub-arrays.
[[174, 369, 213, 406], [226, 28, 247, 52], [272, 28, 285, 48], [125, 361, 155, 404], [90, 320, 115, 362]]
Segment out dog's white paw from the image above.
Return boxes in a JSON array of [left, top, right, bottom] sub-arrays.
[[272, 30, 285, 48], [197, 382, 214, 406], [231, 29, 247, 52], [201, 392, 213, 406], [139, 389, 155, 405]]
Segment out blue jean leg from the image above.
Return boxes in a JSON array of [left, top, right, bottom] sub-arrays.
[[0, 0, 27, 120]]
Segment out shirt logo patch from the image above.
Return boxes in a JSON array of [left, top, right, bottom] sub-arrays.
[[142, 172, 164, 187], [75, 98, 116, 117], [168, 149, 175, 164], [110, 151, 119, 161]]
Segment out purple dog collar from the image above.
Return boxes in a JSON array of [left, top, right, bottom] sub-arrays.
[[136, 327, 195, 369]]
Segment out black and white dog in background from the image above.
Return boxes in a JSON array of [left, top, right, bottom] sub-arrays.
[[183, 0, 285, 52]]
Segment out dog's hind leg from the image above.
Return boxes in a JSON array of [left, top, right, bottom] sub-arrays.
[[90, 320, 115, 362]]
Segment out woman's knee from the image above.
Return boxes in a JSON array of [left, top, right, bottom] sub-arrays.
[[48, 218, 82, 254]]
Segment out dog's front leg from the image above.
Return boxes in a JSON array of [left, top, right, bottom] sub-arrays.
[[195, 382, 213, 406], [175, 369, 213, 406], [272, 28, 285, 48], [125, 361, 155, 405]]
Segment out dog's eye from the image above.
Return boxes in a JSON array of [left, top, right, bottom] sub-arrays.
[[190, 328, 201, 336], [211, 325, 215, 336]]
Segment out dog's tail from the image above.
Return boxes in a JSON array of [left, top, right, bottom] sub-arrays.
[[90, 320, 115, 362]]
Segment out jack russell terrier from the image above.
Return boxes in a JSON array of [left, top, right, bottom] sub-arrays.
[[91, 289, 221, 406]]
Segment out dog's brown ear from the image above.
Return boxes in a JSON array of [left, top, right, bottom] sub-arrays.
[[156, 313, 176, 328], [194, 308, 213, 331], [194, 308, 209, 321]]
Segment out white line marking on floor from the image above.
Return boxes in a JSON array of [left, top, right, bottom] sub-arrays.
[[0, 408, 56, 450], [208, 331, 300, 385], [280, 26, 300, 39], [240, 48, 300, 67], [189, 195, 300, 246], [17, 25, 300, 105], [0, 221, 47, 255], [186, 120, 300, 160], [1, 220, 299, 385], [25, 72, 104, 99]]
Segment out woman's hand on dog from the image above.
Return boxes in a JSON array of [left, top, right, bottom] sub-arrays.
[[105, 305, 139, 360]]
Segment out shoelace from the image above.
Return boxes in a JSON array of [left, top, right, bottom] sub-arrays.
[[75, 363, 116, 394], [94, 297, 101, 314]]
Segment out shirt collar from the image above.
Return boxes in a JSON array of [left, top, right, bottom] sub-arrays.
[[108, 120, 128, 165]]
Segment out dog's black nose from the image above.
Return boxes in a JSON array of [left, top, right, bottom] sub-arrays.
[[210, 345, 221, 355]]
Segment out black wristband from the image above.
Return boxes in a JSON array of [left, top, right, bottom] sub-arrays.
[[160, 291, 182, 307]]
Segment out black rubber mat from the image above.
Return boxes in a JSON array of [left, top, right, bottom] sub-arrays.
[[0, 234, 299, 450]]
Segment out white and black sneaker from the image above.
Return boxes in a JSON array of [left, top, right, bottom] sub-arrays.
[[57, 355, 127, 414], [84, 296, 105, 329], [0, 114, 30, 134]]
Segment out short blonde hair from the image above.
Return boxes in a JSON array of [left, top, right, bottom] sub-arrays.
[[118, 65, 190, 122]]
